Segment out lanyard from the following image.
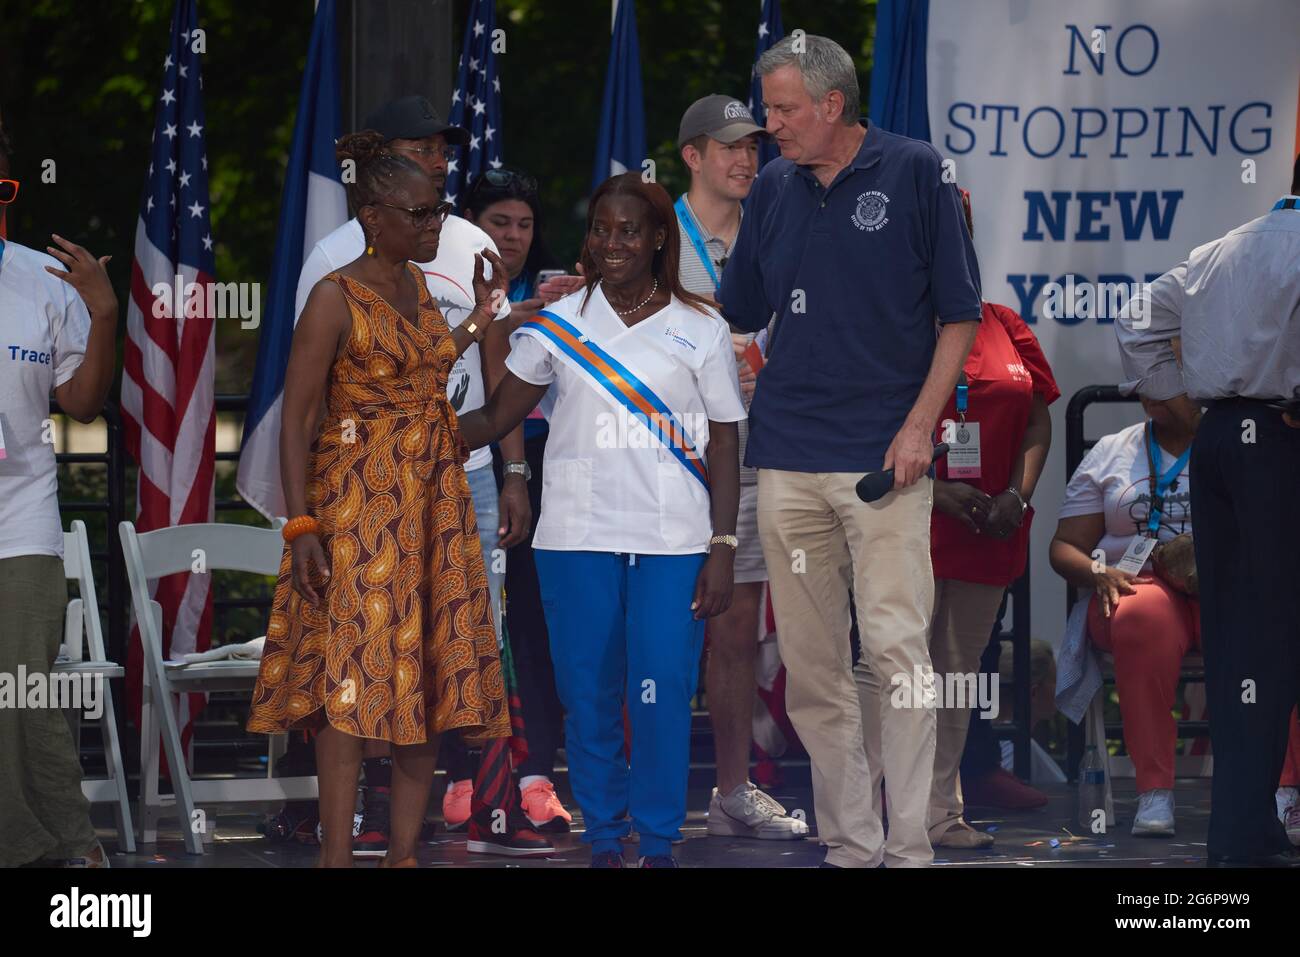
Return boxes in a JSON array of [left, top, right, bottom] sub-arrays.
[[1143, 420, 1191, 537], [955, 371, 969, 423], [674, 195, 721, 289], [1273, 197, 1299, 211], [508, 272, 532, 303]]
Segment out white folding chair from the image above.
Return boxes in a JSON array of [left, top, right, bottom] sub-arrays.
[[54, 520, 135, 852], [119, 519, 317, 854], [1083, 650, 1213, 829]]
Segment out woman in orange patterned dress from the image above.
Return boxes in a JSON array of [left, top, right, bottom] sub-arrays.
[[246, 132, 511, 867]]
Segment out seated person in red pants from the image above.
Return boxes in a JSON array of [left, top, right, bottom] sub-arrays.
[[1051, 392, 1300, 838]]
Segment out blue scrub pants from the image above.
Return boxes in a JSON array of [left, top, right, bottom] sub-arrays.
[[534, 549, 706, 859]]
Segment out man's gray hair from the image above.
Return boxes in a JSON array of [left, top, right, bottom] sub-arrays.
[[756, 34, 860, 125]]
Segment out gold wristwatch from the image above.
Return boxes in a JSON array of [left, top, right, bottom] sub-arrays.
[[709, 534, 739, 550]]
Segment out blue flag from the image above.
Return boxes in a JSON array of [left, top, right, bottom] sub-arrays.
[[236, 0, 347, 521], [445, 0, 503, 208], [748, 0, 784, 168], [868, 0, 931, 139], [591, 0, 646, 191]]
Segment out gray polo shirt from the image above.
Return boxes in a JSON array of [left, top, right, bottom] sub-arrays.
[[675, 194, 756, 484]]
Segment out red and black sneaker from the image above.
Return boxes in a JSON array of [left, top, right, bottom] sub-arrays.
[[466, 809, 555, 857], [352, 784, 390, 858]]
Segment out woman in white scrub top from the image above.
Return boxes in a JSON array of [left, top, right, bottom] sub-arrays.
[[459, 173, 746, 868]]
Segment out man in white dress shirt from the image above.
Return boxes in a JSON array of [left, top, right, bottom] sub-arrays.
[[1116, 157, 1300, 867]]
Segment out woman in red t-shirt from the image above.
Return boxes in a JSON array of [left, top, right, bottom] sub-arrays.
[[926, 192, 1060, 849]]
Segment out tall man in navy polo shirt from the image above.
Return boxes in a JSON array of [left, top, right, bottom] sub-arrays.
[[718, 34, 982, 868]]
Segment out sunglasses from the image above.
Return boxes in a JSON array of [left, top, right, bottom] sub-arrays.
[[0, 179, 18, 204], [390, 144, 457, 162], [373, 200, 453, 229], [477, 168, 538, 194]]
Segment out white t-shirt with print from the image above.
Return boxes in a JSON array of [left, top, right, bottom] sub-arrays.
[[0, 239, 92, 560], [505, 286, 746, 555], [1058, 421, 1193, 571], [296, 215, 501, 472]]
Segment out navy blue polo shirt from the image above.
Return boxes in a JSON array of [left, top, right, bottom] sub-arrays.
[[718, 121, 982, 473]]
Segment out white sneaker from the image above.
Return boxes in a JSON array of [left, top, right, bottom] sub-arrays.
[[1278, 787, 1300, 846], [1276, 787, 1299, 822], [1131, 788, 1175, 836], [707, 782, 809, 840]]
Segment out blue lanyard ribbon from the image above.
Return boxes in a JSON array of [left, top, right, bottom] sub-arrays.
[[1144, 420, 1191, 537], [674, 195, 720, 289], [955, 371, 969, 419], [1273, 197, 1299, 211]]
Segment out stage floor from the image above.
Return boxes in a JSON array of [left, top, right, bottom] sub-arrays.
[[87, 766, 1217, 868]]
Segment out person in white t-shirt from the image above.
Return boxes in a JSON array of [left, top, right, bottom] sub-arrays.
[[292, 96, 548, 858], [459, 174, 746, 868], [1052, 396, 1198, 838], [0, 125, 120, 868], [1053, 394, 1300, 843]]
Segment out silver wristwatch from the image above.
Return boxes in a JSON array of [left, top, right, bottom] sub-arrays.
[[504, 460, 531, 481], [1004, 485, 1028, 515]]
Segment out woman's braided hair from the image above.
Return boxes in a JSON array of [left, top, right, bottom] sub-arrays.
[[335, 130, 424, 222]]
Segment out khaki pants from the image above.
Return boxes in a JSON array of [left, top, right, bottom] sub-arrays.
[[925, 578, 1005, 840], [0, 554, 96, 866], [757, 469, 936, 867]]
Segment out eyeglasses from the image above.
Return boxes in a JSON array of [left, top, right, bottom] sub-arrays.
[[373, 200, 453, 229], [390, 145, 457, 162], [477, 168, 538, 194], [0, 179, 18, 205]]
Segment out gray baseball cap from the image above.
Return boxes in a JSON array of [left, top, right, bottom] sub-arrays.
[[677, 94, 767, 148]]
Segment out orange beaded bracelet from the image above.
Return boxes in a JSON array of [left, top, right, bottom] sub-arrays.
[[282, 515, 321, 542]]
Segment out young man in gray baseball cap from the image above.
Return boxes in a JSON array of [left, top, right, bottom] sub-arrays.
[[674, 95, 806, 843]]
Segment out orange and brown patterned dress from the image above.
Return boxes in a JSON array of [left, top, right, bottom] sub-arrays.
[[246, 264, 509, 745]]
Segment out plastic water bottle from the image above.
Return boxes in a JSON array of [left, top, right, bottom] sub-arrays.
[[1078, 745, 1106, 830]]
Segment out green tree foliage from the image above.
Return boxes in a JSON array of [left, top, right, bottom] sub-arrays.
[[488, 0, 878, 264], [0, 0, 313, 394]]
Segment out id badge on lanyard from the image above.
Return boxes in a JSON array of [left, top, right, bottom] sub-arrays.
[[944, 371, 982, 479], [1115, 420, 1191, 574]]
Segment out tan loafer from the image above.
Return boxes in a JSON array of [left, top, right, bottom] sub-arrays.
[[933, 821, 995, 849]]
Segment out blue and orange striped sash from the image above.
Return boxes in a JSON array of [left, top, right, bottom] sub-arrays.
[[520, 310, 709, 490]]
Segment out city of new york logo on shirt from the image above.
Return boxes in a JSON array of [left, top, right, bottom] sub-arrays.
[[851, 190, 890, 232]]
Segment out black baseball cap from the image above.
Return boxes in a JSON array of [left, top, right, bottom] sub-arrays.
[[362, 95, 470, 147]]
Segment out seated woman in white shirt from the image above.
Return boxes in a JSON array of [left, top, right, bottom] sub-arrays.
[[458, 172, 746, 868], [1050, 392, 1300, 840]]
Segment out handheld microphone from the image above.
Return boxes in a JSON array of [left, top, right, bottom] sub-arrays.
[[855, 443, 949, 503]]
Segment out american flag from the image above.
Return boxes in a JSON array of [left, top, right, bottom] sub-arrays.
[[444, 0, 503, 208], [120, 0, 216, 746], [748, 0, 784, 168]]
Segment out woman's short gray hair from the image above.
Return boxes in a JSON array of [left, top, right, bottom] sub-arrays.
[[756, 34, 860, 125]]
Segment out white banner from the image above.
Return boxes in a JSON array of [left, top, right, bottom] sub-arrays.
[[926, 0, 1300, 650]]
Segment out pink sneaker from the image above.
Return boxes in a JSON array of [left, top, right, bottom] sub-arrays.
[[520, 779, 573, 833], [441, 779, 473, 832]]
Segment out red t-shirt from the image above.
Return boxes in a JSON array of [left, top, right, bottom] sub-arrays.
[[931, 302, 1060, 586]]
